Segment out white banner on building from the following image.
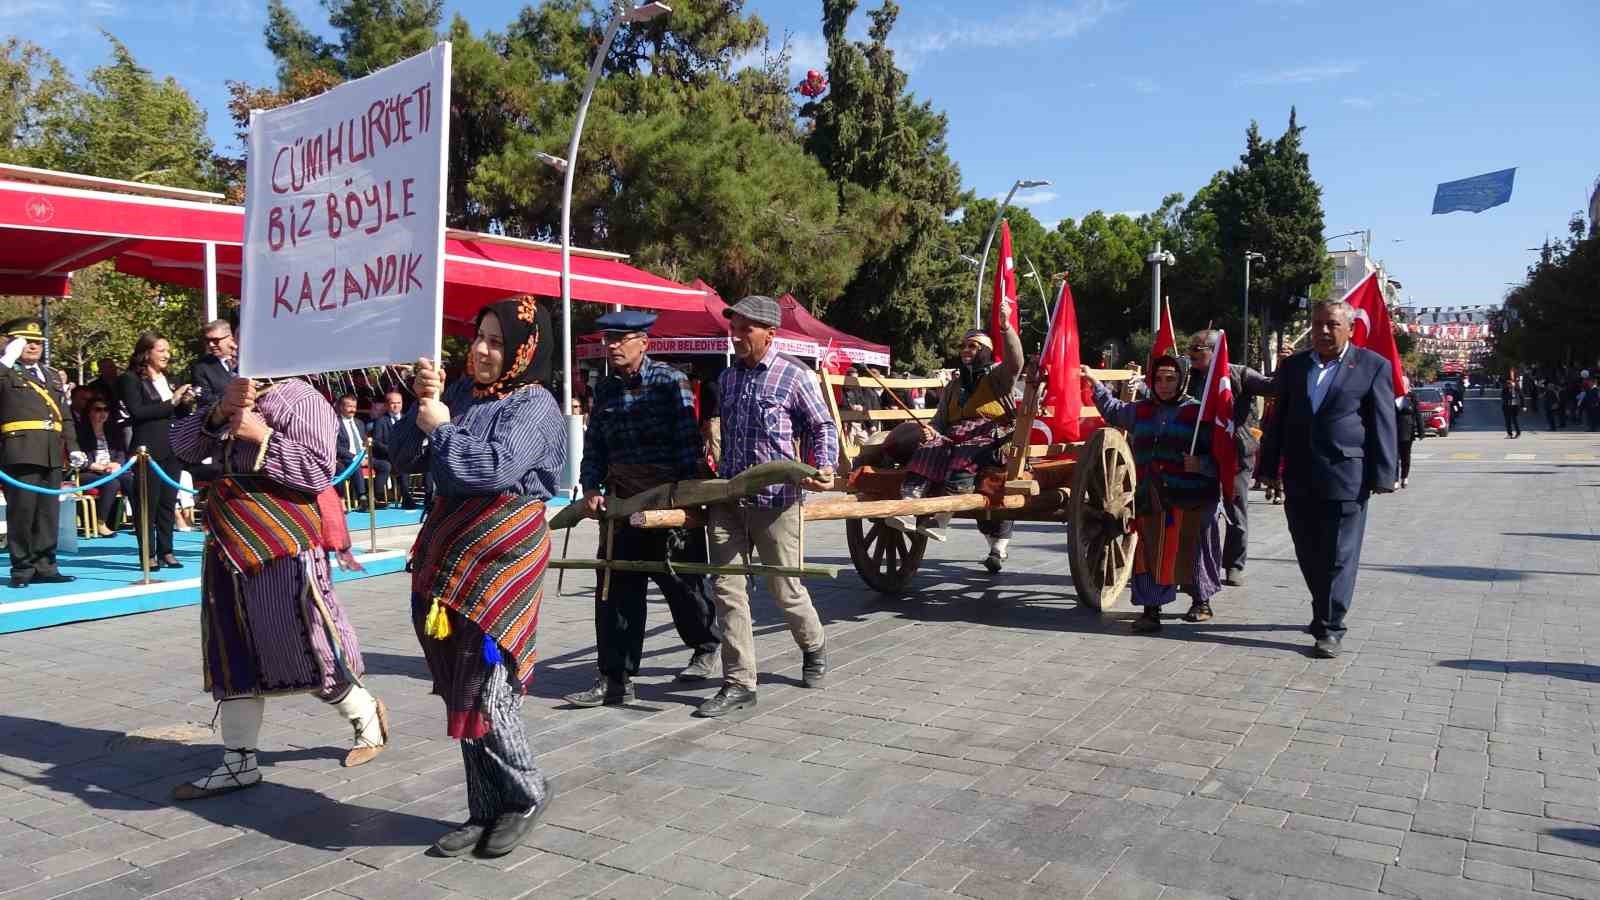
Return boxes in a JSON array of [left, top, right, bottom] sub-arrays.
[[239, 44, 451, 378]]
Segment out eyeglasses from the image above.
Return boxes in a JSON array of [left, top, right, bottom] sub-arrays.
[[602, 332, 644, 346]]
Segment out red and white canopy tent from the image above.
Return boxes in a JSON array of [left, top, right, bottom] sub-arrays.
[[576, 285, 890, 369], [0, 163, 712, 342]]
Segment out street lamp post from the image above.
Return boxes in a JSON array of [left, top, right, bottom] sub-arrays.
[[1145, 242, 1175, 332], [1243, 250, 1264, 366], [973, 178, 1050, 327], [557, 1, 670, 491]]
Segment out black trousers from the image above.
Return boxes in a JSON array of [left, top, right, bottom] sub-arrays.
[[1284, 496, 1368, 641], [1222, 461, 1252, 572], [130, 453, 177, 559], [1503, 407, 1521, 437], [594, 523, 721, 679], [3, 464, 63, 580], [1398, 441, 1414, 482], [95, 471, 136, 527]]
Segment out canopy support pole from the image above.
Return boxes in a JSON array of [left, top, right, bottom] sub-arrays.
[[203, 241, 218, 324]]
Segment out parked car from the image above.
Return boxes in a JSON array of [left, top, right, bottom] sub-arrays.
[[1414, 386, 1452, 436]]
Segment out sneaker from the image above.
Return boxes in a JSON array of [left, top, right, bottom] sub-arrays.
[[1222, 568, 1244, 587], [676, 649, 719, 682], [802, 644, 827, 688], [1312, 637, 1342, 658], [479, 786, 553, 858], [1182, 601, 1214, 623], [564, 677, 633, 708], [983, 551, 1004, 574], [693, 685, 757, 718], [1131, 608, 1162, 633], [432, 821, 487, 857]]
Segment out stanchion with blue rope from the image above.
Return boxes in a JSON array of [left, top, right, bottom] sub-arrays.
[[0, 458, 136, 496], [135, 447, 159, 586], [364, 437, 377, 553]]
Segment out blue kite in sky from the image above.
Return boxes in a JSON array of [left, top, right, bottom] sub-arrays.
[[1432, 168, 1516, 214]]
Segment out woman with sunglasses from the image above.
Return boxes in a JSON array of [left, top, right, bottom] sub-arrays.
[[74, 393, 134, 536]]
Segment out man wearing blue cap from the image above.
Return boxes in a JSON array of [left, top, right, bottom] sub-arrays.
[[566, 310, 722, 707]]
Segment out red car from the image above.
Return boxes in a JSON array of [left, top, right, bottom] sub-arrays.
[[1413, 386, 1451, 436]]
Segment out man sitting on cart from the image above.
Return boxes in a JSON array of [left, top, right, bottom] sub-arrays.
[[883, 320, 1025, 573], [1081, 354, 1223, 631]]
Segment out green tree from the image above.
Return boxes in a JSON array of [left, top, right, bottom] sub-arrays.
[[0, 39, 78, 169], [1494, 214, 1600, 371], [1210, 109, 1328, 362]]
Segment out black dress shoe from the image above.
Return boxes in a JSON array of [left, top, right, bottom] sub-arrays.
[[801, 644, 827, 688], [479, 785, 553, 858], [693, 685, 757, 718], [161, 555, 183, 569], [432, 821, 487, 857], [563, 677, 633, 708], [32, 574, 75, 585], [9, 576, 30, 589], [1312, 637, 1342, 659]]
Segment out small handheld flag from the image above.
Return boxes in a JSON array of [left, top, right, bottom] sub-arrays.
[[988, 220, 1020, 362], [1190, 331, 1238, 503]]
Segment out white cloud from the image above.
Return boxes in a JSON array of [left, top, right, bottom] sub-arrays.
[[0, 0, 63, 17], [1040, 219, 1062, 231], [1011, 189, 1058, 208], [892, 0, 1121, 70], [1236, 61, 1363, 87], [1341, 96, 1376, 109]]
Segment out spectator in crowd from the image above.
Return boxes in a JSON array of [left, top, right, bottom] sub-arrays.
[[189, 319, 237, 408], [696, 363, 722, 472], [1581, 371, 1600, 431], [1396, 381, 1425, 489], [117, 331, 193, 569], [75, 396, 133, 536], [368, 390, 413, 508], [68, 385, 96, 431], [334, 394, 377, 504], [1501, 369, 1524, 438], [1543, 380, 1565, 430]]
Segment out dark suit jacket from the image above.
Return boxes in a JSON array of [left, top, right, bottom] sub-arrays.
[[0, 363, 77, 469], [75, 422, 129, 465], [369, 415, 402, 464], [1259, 346, 1398, 501], [334, 416, 367, 461], [189, 355, 235, 408], [116, 372, 183, 460]]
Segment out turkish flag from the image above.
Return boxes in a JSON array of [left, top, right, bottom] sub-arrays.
[[989, 220, 1019, 363], [1194, 331, 1238, 503], [1149, 297, 1177, 373], [1030, 278, 1090, 448], [1342, 271, 1406, 398]]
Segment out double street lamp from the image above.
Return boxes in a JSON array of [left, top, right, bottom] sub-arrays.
[[552, 1, 671, 490], [973, 178, 1051, 327]]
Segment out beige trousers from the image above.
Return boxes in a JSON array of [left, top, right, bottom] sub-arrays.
[[708, 502, 824, 690]]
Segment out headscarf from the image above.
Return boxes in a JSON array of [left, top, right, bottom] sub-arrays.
[[471, 296, 553, 400], [1148, 353, 1188, 406], [955, 329, 994, 406]]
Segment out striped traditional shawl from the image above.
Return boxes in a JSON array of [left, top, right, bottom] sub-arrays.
[[412, 494, 549, 685], [208, 476, 322, 576]]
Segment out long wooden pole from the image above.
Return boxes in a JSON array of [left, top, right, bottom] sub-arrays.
[[551, 559, 841, 579], [631, 493, 1028, 529]]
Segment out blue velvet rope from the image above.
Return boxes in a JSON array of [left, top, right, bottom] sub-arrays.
[[0, 457, 137, 497], [147, 448, 367, 492]]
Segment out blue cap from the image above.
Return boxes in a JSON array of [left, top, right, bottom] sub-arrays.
[[595, 310, 658, 333]]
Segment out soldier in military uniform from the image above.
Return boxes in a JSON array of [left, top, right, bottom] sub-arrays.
[[0, 317, 83, 588], [564, 310, 722, 708]]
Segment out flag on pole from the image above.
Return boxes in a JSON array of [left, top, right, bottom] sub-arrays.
[[1431, 167, 1515, 214], [989, 220, 1019, 363], [1149, 296, 1177, 373], [1030, 277, 1087, 448], [1341, 271, 1406, 398], [1191, 331, 1238, 504]]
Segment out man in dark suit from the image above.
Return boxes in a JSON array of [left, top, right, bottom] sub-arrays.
[[189, 320, 237, 409], [1259, 300, 1398, 658], [333, 394, 375, 504], [0, 317, 83, 587], [367, 390, 410, 508], [1188, 329, 1279, 588]]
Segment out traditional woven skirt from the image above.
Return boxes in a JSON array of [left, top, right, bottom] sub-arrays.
[[1131, 499, 1222, 605], [411, 495, 549, 740], [904, 417, 1010, 485], [201, 546, 364, 700]]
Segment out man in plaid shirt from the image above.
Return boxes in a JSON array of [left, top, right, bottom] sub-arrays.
[[696, 296, 838, 719], [567, 310, 723, 708]]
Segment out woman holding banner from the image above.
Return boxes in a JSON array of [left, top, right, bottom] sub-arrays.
[[391, 296, 565, 859], [1082, 354, 1223, 632]]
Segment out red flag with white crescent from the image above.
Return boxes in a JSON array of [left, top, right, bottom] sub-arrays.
[[1030, 277, 1088, 449], [1341, 271, 1406, 398], [988, 220, 1019, 363], [1148, 297, 1178, 375], [1193, 331, 1238, 503]]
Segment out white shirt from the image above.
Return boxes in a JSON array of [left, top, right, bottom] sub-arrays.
[[151, 373, 173, 402], [341, 416, 364, 455], [1307, 344, 1350, 413]]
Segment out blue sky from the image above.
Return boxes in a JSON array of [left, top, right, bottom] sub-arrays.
[[9, 0, 1597, 310]]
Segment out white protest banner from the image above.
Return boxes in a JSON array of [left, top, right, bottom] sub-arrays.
[[239, 43, 451, 378]]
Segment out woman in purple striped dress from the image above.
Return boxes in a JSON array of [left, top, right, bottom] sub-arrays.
[[167, 376, 390, 802], [391, 297, 565, 858]]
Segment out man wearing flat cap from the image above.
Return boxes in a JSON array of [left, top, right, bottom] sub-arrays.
[[695, 295, 837, 719], [567, 309, 723, 707], [0, 317, 84, 588]]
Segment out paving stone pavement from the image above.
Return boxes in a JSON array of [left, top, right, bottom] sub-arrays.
[[1, 397, 1597, 899]]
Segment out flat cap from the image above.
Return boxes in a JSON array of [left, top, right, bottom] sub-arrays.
[[723, 295, 783, 328], [594, 310, 658, 333]]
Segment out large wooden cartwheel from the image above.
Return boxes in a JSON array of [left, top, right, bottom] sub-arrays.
[[846, 517, 927, 594], [1067, 427, 1139, 609]]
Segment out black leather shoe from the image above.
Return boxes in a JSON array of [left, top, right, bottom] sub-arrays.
[[676, 649, 719, 682], [433, 821, 487, 857], [564, 677, 633, 708], [161, 554, 182, 569], [983, 551, 1005, 574], [693, 685, 757, 718], [1312, 637, 1342, 659], [479, 786, 553, 858], [801, 644, 827, 688], [33, 574, 75, 585], [9, 576, 29, 589]]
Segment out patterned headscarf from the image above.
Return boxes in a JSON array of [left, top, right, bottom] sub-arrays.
[[471, 296, 553, 400]]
